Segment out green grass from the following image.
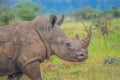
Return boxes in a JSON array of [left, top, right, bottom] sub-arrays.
[[41, 19, 120, 80], [1, 19, 120, 80]]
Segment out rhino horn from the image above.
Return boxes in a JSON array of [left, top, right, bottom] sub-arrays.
[[73, 34, 79, 40], [82, 26, 92, 47]]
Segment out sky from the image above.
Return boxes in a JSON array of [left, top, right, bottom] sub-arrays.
[[35, 0, 120, 13], [5, 0, 120, 13]]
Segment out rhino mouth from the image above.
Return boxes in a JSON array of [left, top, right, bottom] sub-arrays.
[[77, 55, 88, 62], [78, 57, 88, 62]]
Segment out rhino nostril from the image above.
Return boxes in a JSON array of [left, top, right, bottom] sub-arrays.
[[76, 53, 85, 56], [77, 53, 88, 60], [79, 54, 84, 56]]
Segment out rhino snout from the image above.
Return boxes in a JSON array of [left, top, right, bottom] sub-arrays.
[[76, 52, 88, 61]]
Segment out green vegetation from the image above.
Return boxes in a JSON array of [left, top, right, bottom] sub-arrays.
[[13, 0, 42, 21], [0, 0, 42, 26], [72, 6, 120, 21]]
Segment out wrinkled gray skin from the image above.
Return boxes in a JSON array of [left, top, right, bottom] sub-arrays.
[[0, 15, 92, 80]]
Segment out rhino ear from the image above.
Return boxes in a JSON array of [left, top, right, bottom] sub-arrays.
[[50, 15, 57, 26], [57, 15, 64, 26]]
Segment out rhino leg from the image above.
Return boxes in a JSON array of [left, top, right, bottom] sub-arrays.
[[22, 61, 42, 80], [7, 71, 23, 80]]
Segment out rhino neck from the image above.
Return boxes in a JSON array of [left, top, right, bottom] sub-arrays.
[[34, 27, 52, 59], [33, 17, 52, 59]]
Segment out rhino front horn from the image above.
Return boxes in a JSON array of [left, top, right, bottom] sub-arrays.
[[82, 26, 92, 47]]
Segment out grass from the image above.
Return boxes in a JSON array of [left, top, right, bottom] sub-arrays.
[[0, 18, 120, 80]]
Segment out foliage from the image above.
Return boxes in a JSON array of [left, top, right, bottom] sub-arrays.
[[72, 7, 99, 21], [0, 9, 14, 26], [0, 0, 14, 26], [13, 0, 42, 21], [108, 6, 120, 18], [0, 0, 42, 26], [72, 6, 120, 21]]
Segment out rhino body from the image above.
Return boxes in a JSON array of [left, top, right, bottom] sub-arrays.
[[0, 20, 46, 76], [0, 15, 92, 80]]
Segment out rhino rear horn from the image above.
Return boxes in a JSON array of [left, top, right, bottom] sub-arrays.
[[73, 34, 79, 40], [50, 15, 57, 27]]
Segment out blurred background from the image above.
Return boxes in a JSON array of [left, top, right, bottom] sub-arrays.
[[0, 0, 120, 80], [0, 0, 120, 25]]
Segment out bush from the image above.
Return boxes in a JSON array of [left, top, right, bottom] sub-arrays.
[[13, 0, 42, 21]]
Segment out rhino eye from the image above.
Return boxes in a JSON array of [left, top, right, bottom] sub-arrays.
[[65, 41, 71, 47]]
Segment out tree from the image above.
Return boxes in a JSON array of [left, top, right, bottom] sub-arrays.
[[13, 0, 42, 21], [72, 7, 99, 21], [109, 6, 120, 17], [0, 0, 14, 26]]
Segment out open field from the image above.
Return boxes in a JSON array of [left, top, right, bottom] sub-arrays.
[[0, 18, 120, 80]]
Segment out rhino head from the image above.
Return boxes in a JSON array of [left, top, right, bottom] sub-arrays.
[[48, 15, 92, 62]]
